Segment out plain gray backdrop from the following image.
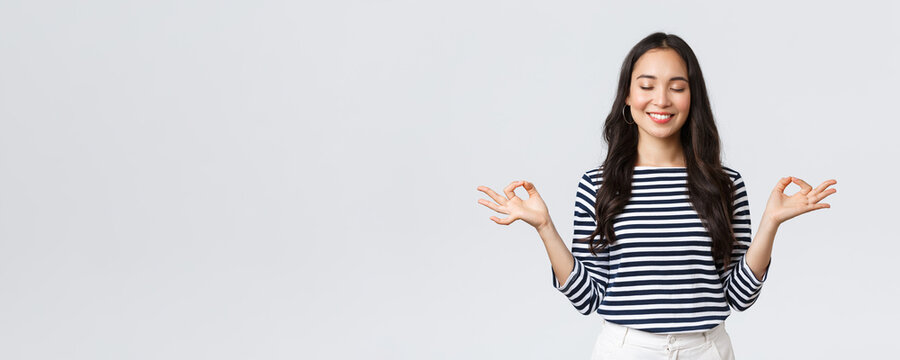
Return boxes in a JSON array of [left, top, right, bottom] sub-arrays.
[[1, 1, 898, 359]]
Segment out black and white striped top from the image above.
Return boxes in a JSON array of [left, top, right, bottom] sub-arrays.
[[552, 165, 771, 334]]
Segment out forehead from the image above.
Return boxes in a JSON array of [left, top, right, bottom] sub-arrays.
[[632, 48, 688, 81]]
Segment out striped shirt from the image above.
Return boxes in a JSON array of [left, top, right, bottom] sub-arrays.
[[552, 165, 771, 334]]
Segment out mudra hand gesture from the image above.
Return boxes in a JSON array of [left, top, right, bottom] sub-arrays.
[[476, 180, 551, 229], [764, 176, 837, 225]]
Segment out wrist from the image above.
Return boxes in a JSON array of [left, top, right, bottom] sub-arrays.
[[536, 218, 555, 233], [759, 215, 780, 232]]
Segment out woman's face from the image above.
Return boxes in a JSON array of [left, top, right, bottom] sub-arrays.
[[626, 48, 691, 141]]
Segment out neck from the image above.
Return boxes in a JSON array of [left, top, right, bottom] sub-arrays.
[[635, 133, 685, 167]]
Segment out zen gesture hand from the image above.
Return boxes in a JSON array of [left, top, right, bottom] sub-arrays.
[[477, 180, 551, 230], [765, 176, 837, 225]]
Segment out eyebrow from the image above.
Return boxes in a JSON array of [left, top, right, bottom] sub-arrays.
[[636, 74, 689, 82]]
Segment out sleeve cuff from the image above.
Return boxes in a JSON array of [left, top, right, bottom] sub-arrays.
[[739, 255, 771, 288], [552, 254, 584, 294]]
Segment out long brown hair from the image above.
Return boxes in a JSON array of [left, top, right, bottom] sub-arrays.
[[585, 32, 738, 271]]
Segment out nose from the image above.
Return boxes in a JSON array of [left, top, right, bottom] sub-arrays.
[[653, 88, 671, 108]]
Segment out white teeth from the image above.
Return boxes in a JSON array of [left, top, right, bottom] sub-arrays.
[[648, 113, 673, 120]]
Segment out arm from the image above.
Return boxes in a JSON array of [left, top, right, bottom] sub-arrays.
[[543, 171, 610, 315], [744, 218, 777, 282], [745, 175, 837, 283], [723, 171, 772, 312]]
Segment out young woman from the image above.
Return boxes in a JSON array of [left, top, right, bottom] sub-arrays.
[[476, 32, 837, 359]]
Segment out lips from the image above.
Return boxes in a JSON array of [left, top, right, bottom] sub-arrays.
[[647, 112, 673, 124]]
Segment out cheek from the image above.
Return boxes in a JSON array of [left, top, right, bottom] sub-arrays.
[[676, 94, 691, 113], [629, 91, 653, 106]]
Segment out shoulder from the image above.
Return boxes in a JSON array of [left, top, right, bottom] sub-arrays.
[[722, 165, 748, 196], [585, 165, 603, 184], [577, 165, 603, 193], [721, 165, 743, 183]]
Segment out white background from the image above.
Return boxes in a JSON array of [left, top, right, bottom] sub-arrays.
[[1, 1, 897, 359]]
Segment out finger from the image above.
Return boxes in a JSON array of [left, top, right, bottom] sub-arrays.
[[774, 176, 792, 193], [813, 188, 837, 203], [807, 202, 831, 211], [504, 180, 523, 200], [805, 203, 831, 212], [477, 198, 506, 214], [490, 215, 516, 225], [811, 179, 837, 195], [523, 181, 539, 198], [791, 177, 813, 195], [476, 186, 507, 205], [789, 202, 831, 221]]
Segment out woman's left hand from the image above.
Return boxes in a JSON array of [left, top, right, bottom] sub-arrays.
[[764, 176, 837, 225]]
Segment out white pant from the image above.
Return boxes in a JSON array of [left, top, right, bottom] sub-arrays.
[[591, 318, 736, 360]]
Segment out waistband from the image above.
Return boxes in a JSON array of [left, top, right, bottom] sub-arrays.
[[598, 318, 725, 351]]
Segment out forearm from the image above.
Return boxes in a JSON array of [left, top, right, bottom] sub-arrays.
[[744, 216, 779, 282], [537, 219, 575, 285]]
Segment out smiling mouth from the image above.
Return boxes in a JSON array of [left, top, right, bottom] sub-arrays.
[[647, 113, 673, 120], [647, 113, 673, 124]]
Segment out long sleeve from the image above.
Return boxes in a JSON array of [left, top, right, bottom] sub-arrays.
[[722, 170, 771, 312], [551, 170, 610, 315]]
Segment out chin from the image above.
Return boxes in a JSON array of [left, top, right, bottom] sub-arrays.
[[654, 131, 679, 139], [641, 125, 681, 139]]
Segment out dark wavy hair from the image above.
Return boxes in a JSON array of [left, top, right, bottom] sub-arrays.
[[584, 32, 738, 270]]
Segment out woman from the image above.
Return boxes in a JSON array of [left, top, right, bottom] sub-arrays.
[[475, 32, 836, 359]]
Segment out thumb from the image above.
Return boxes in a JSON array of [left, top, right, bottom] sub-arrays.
[[773, 176, 791, 193], [523, 180, 539, 196]]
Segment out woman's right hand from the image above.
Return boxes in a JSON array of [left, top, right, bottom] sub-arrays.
[[476, 180, 551, 230]]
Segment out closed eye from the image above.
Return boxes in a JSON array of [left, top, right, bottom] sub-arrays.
[[640, 87, 686, 92]]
